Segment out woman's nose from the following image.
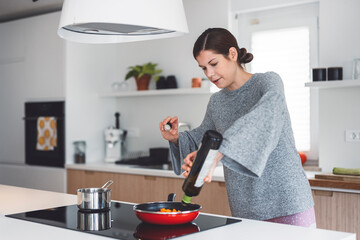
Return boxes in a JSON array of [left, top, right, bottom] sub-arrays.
[[207, 68, 215, 78]]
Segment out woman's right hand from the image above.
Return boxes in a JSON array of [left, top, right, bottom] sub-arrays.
[[159, 116, 179, 144], [182, 151, 196, 177]]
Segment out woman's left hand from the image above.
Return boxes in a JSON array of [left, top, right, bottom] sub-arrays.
[[182, 151, 224, 183]]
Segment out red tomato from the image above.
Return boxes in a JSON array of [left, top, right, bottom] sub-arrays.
[[298, 152, 307, 164]]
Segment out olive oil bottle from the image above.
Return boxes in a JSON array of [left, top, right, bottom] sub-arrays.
[[182, 130, 223, 203]]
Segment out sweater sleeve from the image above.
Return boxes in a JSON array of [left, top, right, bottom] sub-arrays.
[[219, 78, 287, 178], [169, 100, 216, 175]]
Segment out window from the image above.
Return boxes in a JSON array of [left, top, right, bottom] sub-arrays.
[[236, 3, 319, 158], [251, 27, 310, 150]]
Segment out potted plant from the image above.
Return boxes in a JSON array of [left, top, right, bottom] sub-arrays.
[[125, 62, 162, 91]]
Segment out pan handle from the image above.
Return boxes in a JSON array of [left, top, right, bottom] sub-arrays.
[[167, 193, 176, 202]]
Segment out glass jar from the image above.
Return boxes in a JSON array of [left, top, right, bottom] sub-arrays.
[[73, 141, 86, 164]]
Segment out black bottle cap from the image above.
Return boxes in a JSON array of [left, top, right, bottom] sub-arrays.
[[202, 130, 223, 149]]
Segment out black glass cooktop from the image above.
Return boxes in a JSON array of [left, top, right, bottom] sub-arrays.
[[6, 202, 241, 239]]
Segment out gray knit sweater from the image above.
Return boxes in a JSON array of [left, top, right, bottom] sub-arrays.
[[169, 72, 314, 220]]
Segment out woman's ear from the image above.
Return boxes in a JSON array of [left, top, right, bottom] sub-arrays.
[[229, 47, 238, 62]]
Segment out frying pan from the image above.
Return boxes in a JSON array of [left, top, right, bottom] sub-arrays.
[[133, 193, 201, 225]]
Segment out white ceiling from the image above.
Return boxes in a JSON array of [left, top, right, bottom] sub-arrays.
[[0, 0, 63, 23]]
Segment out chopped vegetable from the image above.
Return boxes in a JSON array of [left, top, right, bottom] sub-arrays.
[[159, 208, 181, 213]]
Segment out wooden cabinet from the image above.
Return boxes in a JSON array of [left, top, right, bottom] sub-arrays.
[[67, 169, 231, 216], [312, 190, 360, 240]]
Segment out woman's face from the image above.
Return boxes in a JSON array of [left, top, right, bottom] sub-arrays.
[[196, 49, 239, 90]]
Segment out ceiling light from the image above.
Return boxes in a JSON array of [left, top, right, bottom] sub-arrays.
[[57, 0, 189, 44]]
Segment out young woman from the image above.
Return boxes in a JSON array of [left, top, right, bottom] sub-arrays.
[[159, 28, 316, 227]]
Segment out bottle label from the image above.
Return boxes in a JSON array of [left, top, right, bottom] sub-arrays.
[[194, 149, 218, 187]]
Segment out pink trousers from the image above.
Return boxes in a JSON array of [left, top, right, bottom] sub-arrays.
[[265, 207, 316, 228]]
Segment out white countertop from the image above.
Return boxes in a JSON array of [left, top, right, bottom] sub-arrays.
[[0, 184, 356, 240], [66, 162, 226, 182]]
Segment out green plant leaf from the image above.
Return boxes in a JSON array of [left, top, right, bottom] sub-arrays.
[[125, 62, 162, 82], [125, 70, 136, 80], [134, 66, 141, 72]]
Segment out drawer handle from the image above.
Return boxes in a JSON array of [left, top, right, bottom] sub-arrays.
[[218, 182, 225, 187], [144, 176, 156, 181], [85, 171, 95, 175]]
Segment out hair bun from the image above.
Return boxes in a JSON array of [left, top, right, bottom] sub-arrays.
[[193, 28, 253, 69], [238, 48, 253, 64]]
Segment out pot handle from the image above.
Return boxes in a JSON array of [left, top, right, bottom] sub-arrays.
[[167, 193, 176, 202], [101, 180, 114, 190]]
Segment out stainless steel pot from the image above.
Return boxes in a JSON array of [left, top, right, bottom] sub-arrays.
[[77, 180, 113, 211], [77, 209, 112, 231]]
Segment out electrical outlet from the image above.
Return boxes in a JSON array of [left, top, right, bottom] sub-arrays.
[[345, 130, 360, 142]]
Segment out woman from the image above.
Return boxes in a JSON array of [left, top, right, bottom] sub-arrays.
[[159, 28, 315, 227]]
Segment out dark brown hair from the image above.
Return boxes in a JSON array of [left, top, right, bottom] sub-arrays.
[[193, 28, 253, 68]]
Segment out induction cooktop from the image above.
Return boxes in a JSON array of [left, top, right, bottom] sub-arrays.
[[6, 202, 241, 240]]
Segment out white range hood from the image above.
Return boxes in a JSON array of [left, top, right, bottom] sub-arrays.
[[58, 0, 189, 44]]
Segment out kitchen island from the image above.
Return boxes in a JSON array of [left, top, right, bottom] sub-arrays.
[[0, 184, 356, 240]]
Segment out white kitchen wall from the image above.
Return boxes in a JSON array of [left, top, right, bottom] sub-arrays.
[[319, 0, 360, 79], [0, 12, 65, 164], [65, 43, 117, 164], [318, 88, 360, 171], [231, 0, 360, 171], [65, 0, 230, 163], [0, 12, 66, 192], [317, 0, 360, 171]]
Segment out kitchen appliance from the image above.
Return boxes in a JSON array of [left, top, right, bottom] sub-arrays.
[[133, 193, 201, 225], [57, 0, 189, 44], [7, 202, 241, 240], [24, 101, 65, 168], [134, 222, 200, 239], [179, 122, 191, 132], [77, 180, 114, 211], [105, 128, 125, 162], [116, 147, 169, 166], [105, 113, 127, 163]]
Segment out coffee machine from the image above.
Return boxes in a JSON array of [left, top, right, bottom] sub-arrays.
[[104, 113, 127, 163]]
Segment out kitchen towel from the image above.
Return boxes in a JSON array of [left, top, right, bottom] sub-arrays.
[[36, 116, 57, 151]]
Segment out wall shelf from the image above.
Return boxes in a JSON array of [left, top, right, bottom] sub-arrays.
[[305, 79, 360, 89], [99, 88, 212, 98]]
